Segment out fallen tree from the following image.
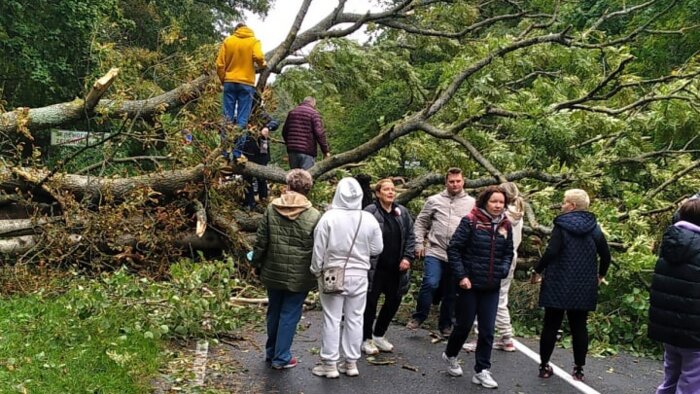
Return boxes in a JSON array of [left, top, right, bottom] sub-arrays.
[[0, 0, 698, 271]]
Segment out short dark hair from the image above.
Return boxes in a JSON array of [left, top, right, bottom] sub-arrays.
[[679, 198, 700, 226], [445, 167, 463, 182], [475, 185, 509, 210]]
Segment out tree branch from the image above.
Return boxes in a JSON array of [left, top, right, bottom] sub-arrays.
[[581, 0, 659, 39], [575, 0, 678, 49], [77, 156, 177, 175], [646, 159, 700, 199], [425, 30, 571, 119], [0, 73, 213, 137], [553, 56, 635, 111], [417, 121, 507, 182]]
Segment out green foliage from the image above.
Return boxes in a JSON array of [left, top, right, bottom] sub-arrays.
[[0, 0, 119, 106], [0, 258, 259, 392]]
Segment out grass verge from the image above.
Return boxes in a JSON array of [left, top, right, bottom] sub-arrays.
[[0, 257, 260, 393]]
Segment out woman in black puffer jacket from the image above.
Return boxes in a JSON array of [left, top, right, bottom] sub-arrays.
[[649, 198, 700, 394], [441, 185, 513, 389]]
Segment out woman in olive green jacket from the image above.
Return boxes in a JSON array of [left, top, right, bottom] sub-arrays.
[[251, 169, 321, 370]]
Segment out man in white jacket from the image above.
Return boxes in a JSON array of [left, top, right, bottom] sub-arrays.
[[311, 177, 383, 378], [407, 168, 475, 336]]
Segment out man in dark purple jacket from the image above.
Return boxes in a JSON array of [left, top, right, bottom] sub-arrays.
[[282, 97, 331, 169]]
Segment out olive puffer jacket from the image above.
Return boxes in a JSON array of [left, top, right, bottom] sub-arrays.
[[251, 192, 321, 292], [447, 207, 513, 290]]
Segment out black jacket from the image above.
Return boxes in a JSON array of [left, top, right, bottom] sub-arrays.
[[535, 210, 610, 311], [648, 223, 700, 348], [364, 202, 415, 296], [447, 207, 513, 291], [242, 115, 280, 164]]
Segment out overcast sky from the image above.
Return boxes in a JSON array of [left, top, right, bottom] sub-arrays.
[[243, 0, 382, 55]]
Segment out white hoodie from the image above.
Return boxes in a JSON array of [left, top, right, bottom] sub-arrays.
[[311, 177, 383, 277]]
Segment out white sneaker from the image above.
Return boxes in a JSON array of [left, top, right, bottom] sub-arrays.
[[337, 360, 359, 377], [312, 362, 340, 379], [442, 352, 463, 377], [462, 340, 477, 352], [372, 335, 394, 352], [493, 336, 516, 352], [472, 369, 498, 389], [361, 339, 379, 355]]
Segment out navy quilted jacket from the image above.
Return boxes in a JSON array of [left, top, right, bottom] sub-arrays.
[[282, 103, 330, 157], [447, 207, 513, 290], [535, 210, 611, 311], [648, 223, 700, 348]]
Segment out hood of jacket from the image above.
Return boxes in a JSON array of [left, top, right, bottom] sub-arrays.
[[554, 210, 597, 236], [331, 177, 363, 210], [660, 222, 700, 265], [271, 191, 312, 220], [234, 26, 256, 39], [506, 204, 524, 224]]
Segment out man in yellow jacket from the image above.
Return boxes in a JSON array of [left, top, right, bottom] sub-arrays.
[[216, 23, 266, 128]]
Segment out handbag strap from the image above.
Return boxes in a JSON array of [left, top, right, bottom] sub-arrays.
[[341, 213, 363, 270], [322, 212, 363, 271]]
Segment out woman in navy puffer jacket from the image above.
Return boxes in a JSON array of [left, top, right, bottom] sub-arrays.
[[531, 189, 610, 382], [441, 185, 513, 389]]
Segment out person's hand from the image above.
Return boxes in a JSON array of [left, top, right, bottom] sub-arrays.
[[459, 277, 472, 290], [530, 272, 542, 284], [598, 275, 606, 285], [399, 258, 410, 272], [261, 127, 269, 138], [415, 248, 425, 259], [325, 152, 331, 159]]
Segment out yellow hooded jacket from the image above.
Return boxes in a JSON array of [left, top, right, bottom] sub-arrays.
[[216, 26, 266, 86]]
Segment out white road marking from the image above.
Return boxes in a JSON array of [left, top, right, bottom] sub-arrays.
[[512, 338, 601, 394], [192, 340, 209, 387]]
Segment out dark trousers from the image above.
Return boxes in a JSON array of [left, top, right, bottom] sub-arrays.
[[243, 154, 269, 209], [363, 270, 402, 340], [539, 308, 589, 367], [243, 175, 268, 209], [445, 288, 500, 372]]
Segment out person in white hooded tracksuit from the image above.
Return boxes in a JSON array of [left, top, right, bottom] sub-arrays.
[[310, 177, 384, 378]]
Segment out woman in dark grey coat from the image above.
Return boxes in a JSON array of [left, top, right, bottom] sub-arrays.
[[530, 189, 611, 381]]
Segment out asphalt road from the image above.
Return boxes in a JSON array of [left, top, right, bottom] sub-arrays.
[[204, 309, 663, 394]]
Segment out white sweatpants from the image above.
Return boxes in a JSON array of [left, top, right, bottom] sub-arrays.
[[495, 254, 517, 338], [319, 275, 368, 363]]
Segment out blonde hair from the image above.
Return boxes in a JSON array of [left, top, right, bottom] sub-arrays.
[[564, 189, 590, 210], [500, 182, 525, 214], [374, 178, 394, 193]]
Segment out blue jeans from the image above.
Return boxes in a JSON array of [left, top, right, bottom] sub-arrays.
[[412, 256, 455, 331], [288, 151, 315, 170], [223, 83, 255, 128], [445, 288, 500, 372], [265, 288, 308, 367]]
